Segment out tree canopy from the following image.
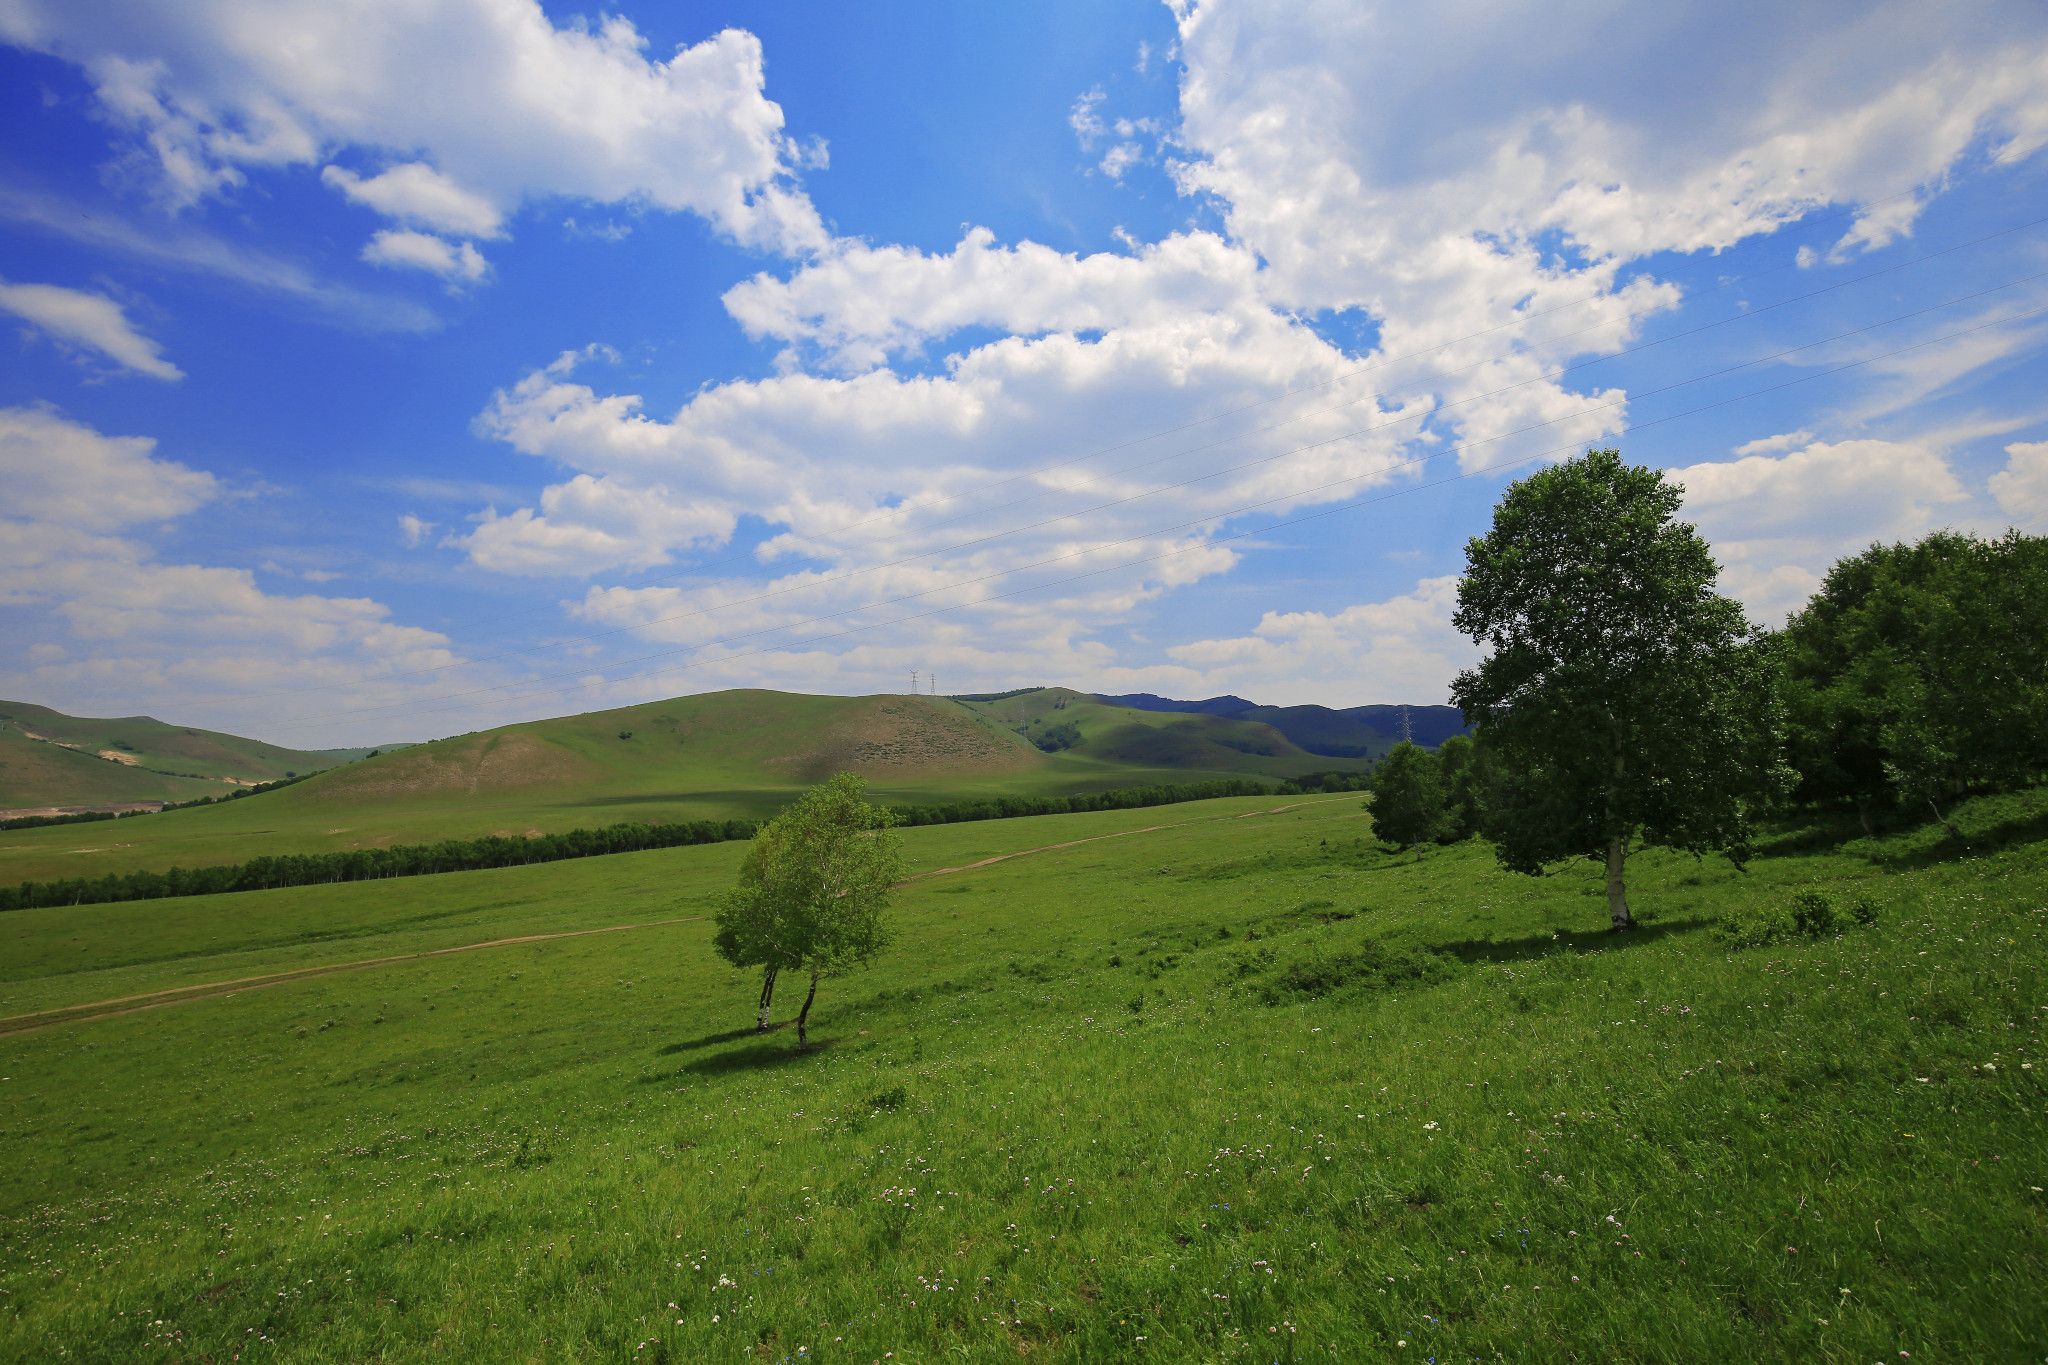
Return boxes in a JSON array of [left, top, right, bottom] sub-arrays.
[[1369, 741, 1449, 848], [712, 772, 905, 1047], [1451, 448, 1786, 929], [1777, 529, 2048, 830]]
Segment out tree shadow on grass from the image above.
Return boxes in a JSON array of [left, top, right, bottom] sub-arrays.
[[657, 1025, 764, 1055], [1435, 916, 1707, 967], [1751, 812, 1871, 860], [1865, 805, 2048, 871], [675, 1037, 836, 1077]]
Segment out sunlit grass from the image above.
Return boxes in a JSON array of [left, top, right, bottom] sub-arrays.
[[1, 790, 2043, 1360]]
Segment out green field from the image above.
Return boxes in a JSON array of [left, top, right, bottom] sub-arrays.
[[0, 700, 379, 812], [2, 788, 2042, 1360], [0, 690, 1363, 884]]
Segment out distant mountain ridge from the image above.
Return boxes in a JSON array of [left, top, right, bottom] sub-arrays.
[[1093, 692, 1467, 757]]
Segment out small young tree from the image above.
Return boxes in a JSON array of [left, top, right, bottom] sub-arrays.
[[1369, 741, 1448, 848], [1451, 449, 1787, 930], [712, 773, 904, 1048]]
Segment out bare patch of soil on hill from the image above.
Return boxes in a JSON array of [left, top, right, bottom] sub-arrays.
[[317, 732, 599, 800], [775, 699, 1041, 780]]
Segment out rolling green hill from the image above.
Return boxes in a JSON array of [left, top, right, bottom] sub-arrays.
[[0, 688, 1364, 882], [0, 700, 381, 813]]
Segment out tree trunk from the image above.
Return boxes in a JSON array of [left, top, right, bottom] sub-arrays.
[[795, 969, 820, 1050], [1605, 836, 1633, 931], [1927, 796, 1963, 842], [1601, 716, 1633, 932], [1855, 797, 1874, 839], [755, 965, 778, 1032]]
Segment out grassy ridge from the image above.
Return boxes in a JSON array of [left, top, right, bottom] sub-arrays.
[[0, 690, 1368, 883], [1, 790, 2042, 1359], [0, 699, 378, 809]]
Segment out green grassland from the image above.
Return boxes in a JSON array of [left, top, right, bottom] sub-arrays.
[[2, 789, 2042, 1360], [0, 690, 1365, 883], [0, 700, 378, 811]]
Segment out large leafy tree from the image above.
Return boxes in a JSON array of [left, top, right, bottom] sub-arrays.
[[1778, 530, 2048, 831], [1369, 741, 1448, 848], [713, 773, 904, 1048], [1451, 449, 1786, 929]]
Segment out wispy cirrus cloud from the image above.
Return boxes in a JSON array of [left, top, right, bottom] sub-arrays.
[[0, 184, 439, 332], [0, 277, 183, 379]]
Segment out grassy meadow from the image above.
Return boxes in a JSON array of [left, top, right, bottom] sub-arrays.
[[2, 788, 2044, 1360]]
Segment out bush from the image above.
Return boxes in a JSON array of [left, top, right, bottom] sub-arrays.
[[1716, 888, 1877, 949], [1257, 938, 1454, 1002], [1788, 889, 1845, 936]]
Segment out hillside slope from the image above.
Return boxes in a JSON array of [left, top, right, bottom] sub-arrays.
[[0, 700, 379, 812], [1097, 692, 1467, 757], [961, 687, 1343, 775], [3, 688, 1350, 881]]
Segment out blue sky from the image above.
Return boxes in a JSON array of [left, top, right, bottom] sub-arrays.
[[3, 0, 2047, 747]]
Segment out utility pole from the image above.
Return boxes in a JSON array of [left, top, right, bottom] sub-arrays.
[[1399, 704, 1413, 745], [910, 669, 919, 695], [928, 672, 936, 696]]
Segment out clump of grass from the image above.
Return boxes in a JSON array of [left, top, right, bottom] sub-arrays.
[[1716, 888, 1879, 948], [1256, 936, 1454, 1002]]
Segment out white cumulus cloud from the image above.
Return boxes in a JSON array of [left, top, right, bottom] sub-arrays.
[[0, 404, 215, 528], [362, 229, 488, 283], [0, 0, 829, 256], [1989, 439, 2048, 524]]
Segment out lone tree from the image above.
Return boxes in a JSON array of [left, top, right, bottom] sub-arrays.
[[1369, 741, 1448, 848], [1450, 448, 1785, 930], [713, 772, 904, 1048]]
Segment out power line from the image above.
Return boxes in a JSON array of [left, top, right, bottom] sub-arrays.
[[262, 296, 2047, 735], [218, 213, 2048, 705]]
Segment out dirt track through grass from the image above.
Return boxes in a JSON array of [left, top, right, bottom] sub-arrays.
[[0, 796, 1357, 1036]]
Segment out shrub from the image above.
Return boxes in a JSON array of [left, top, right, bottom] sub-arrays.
[[1788, 889, 1844, 936], [1716, 888, 1876, 949], [1257, 938, 1453, 1002]]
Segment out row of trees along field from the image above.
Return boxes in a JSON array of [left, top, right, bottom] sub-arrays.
[[0, 778, 1307, 911], [1368, 448, 2048, 931]]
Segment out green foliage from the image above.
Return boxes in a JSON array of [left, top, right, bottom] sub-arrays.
[[1714, 887, 1880, 948], [1778, 530, 2048, 821], [1253, 936, 1454, 1001], [1031, 720, 1083, 752], [0, 815, 758, 910], [1433, 733, 1495, 840], [713, 773, 905, 1042], [1368, 741, 1448, 847], [1451, 448, 1790, 923]]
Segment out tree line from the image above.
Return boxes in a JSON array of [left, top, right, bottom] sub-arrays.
[[1366, 449, 2047, 929], [0, 775, 1336, 911], [0, 771, 317, 832]]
